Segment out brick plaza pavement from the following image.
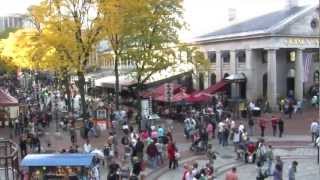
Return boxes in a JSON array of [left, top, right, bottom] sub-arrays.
[[0, 107, 318, 179]]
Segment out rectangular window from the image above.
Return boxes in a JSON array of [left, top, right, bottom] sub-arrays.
[[313, 52, 319, 62], [237, 51, 246, 63], [222, 52, 230, 63], [207, 51, 216, 63]]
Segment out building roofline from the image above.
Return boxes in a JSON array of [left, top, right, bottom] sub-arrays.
[[193, 34, 320, 45], [194, 5, 317, 44]]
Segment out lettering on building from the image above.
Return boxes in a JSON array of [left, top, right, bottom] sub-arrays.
[[285, 38, 319, 47]]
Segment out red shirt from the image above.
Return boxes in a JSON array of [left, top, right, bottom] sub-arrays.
[[259, 119, 266, 128], [271, 118, 278, 127], [167, 143, 176, 160], [247, 143, 256, 154]]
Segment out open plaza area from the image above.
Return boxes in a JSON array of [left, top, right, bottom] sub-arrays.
[[0, 0, 320, 180]]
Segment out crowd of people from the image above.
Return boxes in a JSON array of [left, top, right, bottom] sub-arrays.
[[0, 74, 319, 180]]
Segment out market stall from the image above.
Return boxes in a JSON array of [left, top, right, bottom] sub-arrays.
[[21, 153, 96, 180], [0, 89, 19, 127]]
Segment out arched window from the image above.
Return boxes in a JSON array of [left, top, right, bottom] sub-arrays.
[[210, 73, 216, 85], [314, 70, 320, 83]]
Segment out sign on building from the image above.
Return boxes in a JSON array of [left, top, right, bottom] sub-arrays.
[[141, 99, 150, 119], [164, 83, 173, 102]]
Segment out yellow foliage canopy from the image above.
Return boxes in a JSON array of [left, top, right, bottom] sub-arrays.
[[1, 29, 74, 71]]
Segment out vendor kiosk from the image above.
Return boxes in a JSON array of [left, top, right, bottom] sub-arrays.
[[21, 153, 96, 180]]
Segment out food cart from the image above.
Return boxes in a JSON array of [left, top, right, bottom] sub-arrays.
[[21, 153, 96, 179]]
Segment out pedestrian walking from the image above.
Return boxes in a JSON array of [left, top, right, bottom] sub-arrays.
[[256, 161, 268, 180], [146, 140, 159, 169], [278, 118, 284, 138], [288, 161, 298, 180], [310, 120, 319, 143], [275, 156, 284, 178], [273, 164, 283, 180], [266, 145, 274, 176]]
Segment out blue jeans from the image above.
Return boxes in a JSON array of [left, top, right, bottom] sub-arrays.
[[148, 156, 157, 168], [218, 132, 223, 145], [267, 159, 272, 175]]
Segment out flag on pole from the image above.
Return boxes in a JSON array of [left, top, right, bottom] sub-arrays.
[[303, 53, 312, 82]]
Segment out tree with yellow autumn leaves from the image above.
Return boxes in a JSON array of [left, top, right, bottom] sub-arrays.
[[0, 0, 209, 121]]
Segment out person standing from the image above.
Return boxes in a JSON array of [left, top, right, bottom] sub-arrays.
[[206, 122, 213, 139], [167, 141, 177, 169], [19, 136, 27, 158], [271, 116, 278, 137], [259, 118, 266, 137], [248, 117, 254, 136], [225, 167, 238, 180], [218, 121, 225, 145], [278, 118, 284, 138], [288, 161, 298, 180]]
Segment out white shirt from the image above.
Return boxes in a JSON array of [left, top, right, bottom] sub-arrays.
[[239, 124, 245, 133], [233, 132, 240, 143], [249, 102, 255, 110], [311, 122, 318, 133], [83, 143, 92, 153], [218, 122, 225, 132], [230, 120, 236, 129]]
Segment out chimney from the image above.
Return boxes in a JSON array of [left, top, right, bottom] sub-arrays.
[[286, 0, 299, 9], [228, 8, 237, 22]]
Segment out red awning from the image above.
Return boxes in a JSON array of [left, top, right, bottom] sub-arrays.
[[142, 83, 182, 98], [154, 91, 190, 102], [0, 89, 18, 106], [185, 92, 212, 103], [201, 80, 228, 94]]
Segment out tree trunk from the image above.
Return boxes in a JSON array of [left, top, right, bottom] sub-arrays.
[[63, 72, 72, 112], [77, 71, 87, 117], [114, 54, 120, 111], [136, 82, 143, 130]]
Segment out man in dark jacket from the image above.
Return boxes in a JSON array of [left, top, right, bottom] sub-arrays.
[[278, 118, 284, 138], [134, 138, 144, 161]]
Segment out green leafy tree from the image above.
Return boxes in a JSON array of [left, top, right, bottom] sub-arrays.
[[121, 0, 185, 128]]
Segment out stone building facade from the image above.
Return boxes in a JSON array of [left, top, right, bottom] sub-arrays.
[[194, 5, 320, 108]]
